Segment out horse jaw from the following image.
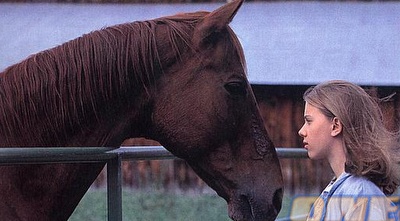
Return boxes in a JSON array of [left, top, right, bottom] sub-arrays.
[[186, 141, 283, 221], [181, 114, 283, 221]]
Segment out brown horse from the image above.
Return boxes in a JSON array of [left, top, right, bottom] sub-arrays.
[[0, 0, 283, 220]]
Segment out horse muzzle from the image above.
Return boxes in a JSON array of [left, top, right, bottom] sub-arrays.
[[228, 187, 283, 221]]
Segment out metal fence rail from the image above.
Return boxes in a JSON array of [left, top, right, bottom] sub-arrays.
[[0, 146, 308, 221]]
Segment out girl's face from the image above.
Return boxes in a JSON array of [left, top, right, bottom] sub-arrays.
[[298, 102, 336, 160]]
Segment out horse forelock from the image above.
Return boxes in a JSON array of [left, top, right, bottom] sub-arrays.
[[0, 11, 216, 146]]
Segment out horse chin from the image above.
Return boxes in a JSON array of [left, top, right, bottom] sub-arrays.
[[227, 193, 281, 221]]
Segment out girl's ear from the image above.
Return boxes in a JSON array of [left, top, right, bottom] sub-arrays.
[[331, 117, 343, 137]]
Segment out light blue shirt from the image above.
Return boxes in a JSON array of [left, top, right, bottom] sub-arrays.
[[308, 172, 399, 221]]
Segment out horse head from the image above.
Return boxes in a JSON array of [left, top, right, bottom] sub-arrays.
[[145, 1, 283, 220]]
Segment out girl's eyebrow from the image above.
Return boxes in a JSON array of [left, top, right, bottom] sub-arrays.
[[304, 115, 312, 120]]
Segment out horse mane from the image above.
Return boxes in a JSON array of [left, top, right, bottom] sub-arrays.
[[0, 10, 245, 146]]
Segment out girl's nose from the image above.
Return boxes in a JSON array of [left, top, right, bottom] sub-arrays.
[[298, 125, 306, 137]]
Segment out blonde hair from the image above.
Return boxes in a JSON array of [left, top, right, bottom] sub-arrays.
[[303, 80, 400, 195]]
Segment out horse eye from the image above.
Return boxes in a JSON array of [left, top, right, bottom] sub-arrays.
[[224, 82, 247, 97]]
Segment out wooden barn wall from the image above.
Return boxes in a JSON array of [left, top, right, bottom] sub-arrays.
[[93, 85, 400, 195]]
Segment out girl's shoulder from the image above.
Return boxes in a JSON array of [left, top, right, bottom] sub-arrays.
[[334, 174, 385, 197]]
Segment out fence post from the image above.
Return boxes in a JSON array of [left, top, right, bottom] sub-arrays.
[[107, 154, 122, 221]]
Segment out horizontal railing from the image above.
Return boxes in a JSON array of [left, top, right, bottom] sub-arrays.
[[0, 146, 308, 221], [0, 146, 308, 164]]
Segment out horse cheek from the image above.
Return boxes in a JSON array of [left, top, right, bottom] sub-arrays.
[[149, 91, 210, 157]]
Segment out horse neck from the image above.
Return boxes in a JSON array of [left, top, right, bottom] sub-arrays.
[[0, 23, 161, 147]]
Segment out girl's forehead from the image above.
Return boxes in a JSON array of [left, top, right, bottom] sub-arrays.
[[304, 102, 325, 117], [304, 102, 318, 113]]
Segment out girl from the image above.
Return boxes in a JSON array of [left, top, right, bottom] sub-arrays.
[[298, 80, 400, 220]]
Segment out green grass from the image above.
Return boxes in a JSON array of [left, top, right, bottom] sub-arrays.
[[69, 189, 291, 221]]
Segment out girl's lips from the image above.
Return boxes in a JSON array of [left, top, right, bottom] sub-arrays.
[[303, 142, 308, 149]]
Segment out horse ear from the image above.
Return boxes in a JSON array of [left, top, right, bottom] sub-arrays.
[[193, 0, 244, 48]]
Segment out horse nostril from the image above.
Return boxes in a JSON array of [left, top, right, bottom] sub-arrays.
[[273, 188, 283, 213]]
